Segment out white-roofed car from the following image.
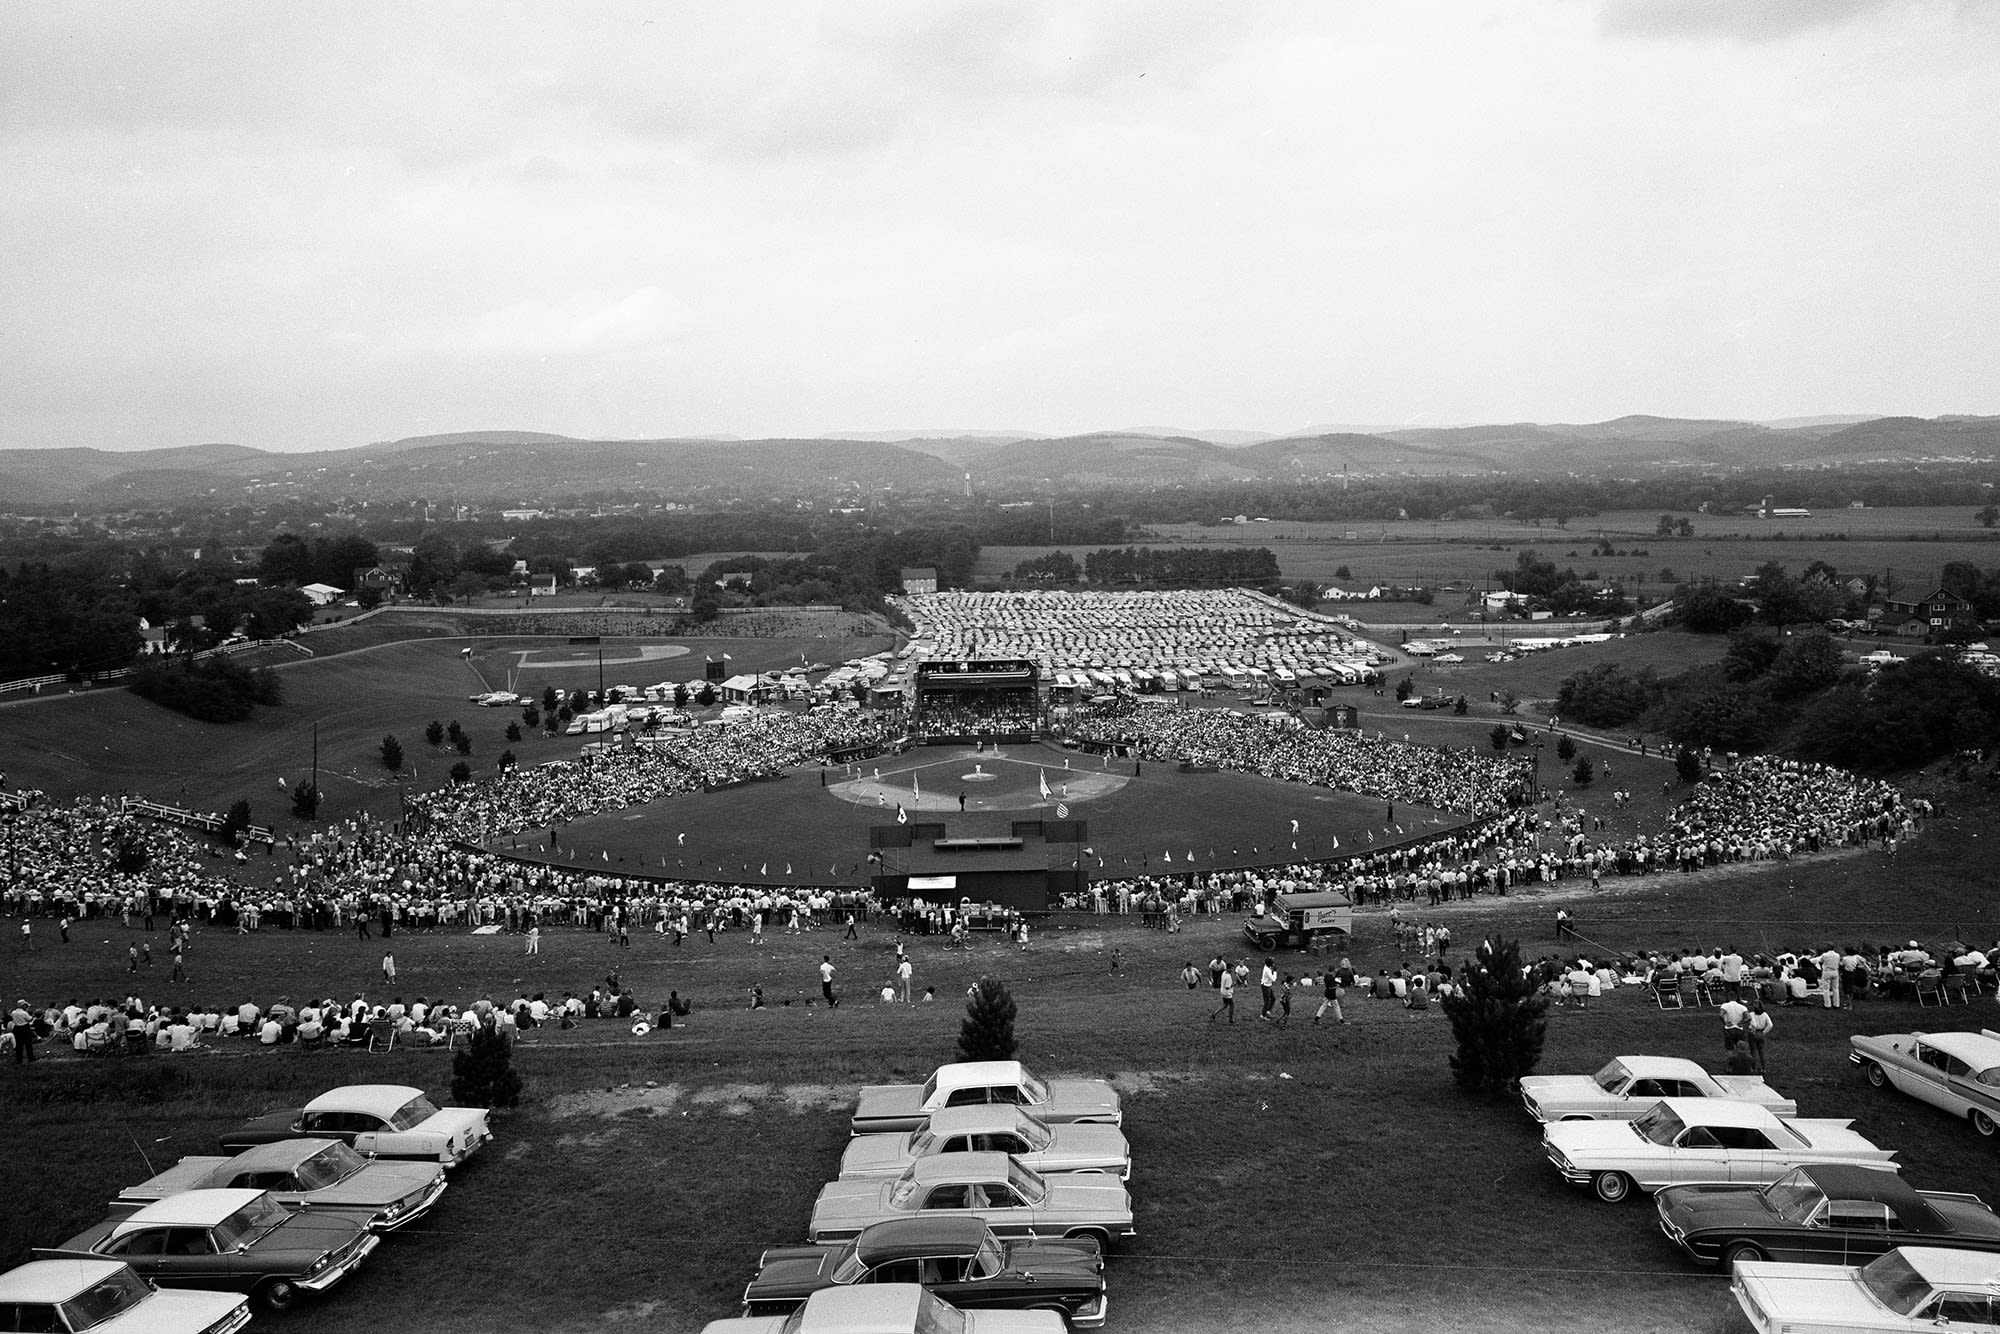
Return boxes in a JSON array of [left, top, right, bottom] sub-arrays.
[[1520, 1055, 1797, 1123], [1850, 1029, 2000, 1139], [1733, 1245, 2000, 1333], [702, 1282, 1064, 1334], [839, 1106, 1130, 1182], [217, 1083, 491, 1167], [809, 1154, 1134, 1247], [1543, 1098, 1896, 1204], [850, 1063, 1121, 1137], [35, 1189, 377, 1312], [112, 1138, 447, 1232], [0, 1258, 250, 1334]]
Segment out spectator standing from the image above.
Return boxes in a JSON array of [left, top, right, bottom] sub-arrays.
[[896, 956, 913, 1004], [9, 1000, 35, 1063], [1314, 973, 1346, 1026], [1259, 960, 1278, 1020], [1717, 995, 1749, 1052], [819, 955, 839, 1007], [1746, 1000, 1774, 1073], [382, 950, 396, 982], [526, 925, 541, 955], [1209, 970, 1236, 1024]]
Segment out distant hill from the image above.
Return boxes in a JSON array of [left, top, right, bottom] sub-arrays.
[[969, 433, 1260, 484]]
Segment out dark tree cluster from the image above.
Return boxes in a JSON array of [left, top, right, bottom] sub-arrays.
[[129, 658, 282, 723]]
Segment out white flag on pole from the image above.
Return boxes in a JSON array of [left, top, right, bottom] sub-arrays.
[[896, 804, 908, 825]]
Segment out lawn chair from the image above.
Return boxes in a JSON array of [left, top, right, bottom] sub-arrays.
[[1943, 973, 1972, 1006], [1915, 971, 1944, 1007], [1677, 975, 1701, 1008], [1692, 976, 1717, 1007], [366, 1017, 397, 1052], [1653, 978, 1683, 1010]]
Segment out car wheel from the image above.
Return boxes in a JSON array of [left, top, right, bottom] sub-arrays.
[[1722, 1241, 1766, 1268], [1592, 1171, 1633, 1204], [1974, 1109, 1998, 1138], [259, 1279, 301, 1313], [1863, 1061, 1889, 1088], [1066, 1228, 1112, 1248]]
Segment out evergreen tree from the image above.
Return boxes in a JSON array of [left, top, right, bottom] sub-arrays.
[[957, 977, 1018, 1063], [449, 761, 472, 784], [450, 1025, 523, 1109], [221, 800, 253, 843], [1674, 747, 1703, 784], [380, 734, 403, 771], [505, 721, 522, 742], [425, 720, 445, 748], [497, 750, 516, 772], [1489, 724, 1508, 752], [1442, 938, 1549, 1098], [290, 782, 321, 820], [1572, 756, 1595, 786], [1555, 734, 1577, 762], [1452, 695, 1467, 716]]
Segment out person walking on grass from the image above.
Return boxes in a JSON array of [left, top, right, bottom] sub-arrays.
[[1314, 972, 1346, 1026], [526, 925, 540, 955], [819, 955, 839, 1007], [1746, 999, 1773, 1073], [1209, 970, 1236, 1024], [1275, 975, 1294, 1028], [382, 950, 396, 982]]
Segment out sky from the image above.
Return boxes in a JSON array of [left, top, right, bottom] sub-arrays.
[[2, 0, 1997, 453]]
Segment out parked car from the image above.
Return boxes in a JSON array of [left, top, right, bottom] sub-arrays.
[[1733, 1245, 2000, 1333], [808, 1153, 1135, 1246], [703, 1283, 1064, 1334], [36, 1188, 378, 1312], [218, 1083, 492, 1166], [1850, 1029, 2000, 1137], [0, 1258, 251, 1334], [1242, 891, 1354, 953], [1543, 1098, 1897, 1203], [1658, 1163, 2000, 1268], [113, 1138, 447, 1232], [850, 1063, 1122, 1136], [840, 1106, 1131, 1182], [740, 1218, 1106, 1326], [1520, 1055, 1797, 1123]]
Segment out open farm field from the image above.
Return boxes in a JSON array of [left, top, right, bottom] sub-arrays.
[[0, 634, 890, 830], [5, 790, 1998, 1334]]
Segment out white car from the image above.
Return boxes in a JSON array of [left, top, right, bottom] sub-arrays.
[[1734, 1246, 2000, 1333], [0, 1259, 250, 1334], [1520, 1056, 1797, 1123], [219, 1084, 492, 1167], [702, 1282, 1062, 1334], [1543, 1098, 1896, 1203], [1434, 653, 1465, 663], [839, 1105, 1132, 1181]]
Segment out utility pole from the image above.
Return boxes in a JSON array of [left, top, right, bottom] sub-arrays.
[[598, 647, 605, 701], [310, 720, 319, 819]]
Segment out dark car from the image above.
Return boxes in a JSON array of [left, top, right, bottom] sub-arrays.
[[114, 1138, 447, 1233], [37, 1188, 378, 1312], [741, 1217, 1106, 1327], [217, 1083, 490, 1167], [1656, 1162, 2000, 1268]]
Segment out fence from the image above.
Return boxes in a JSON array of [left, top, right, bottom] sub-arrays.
[[0, 637, 312, 698], [119, 796, 276, 846]]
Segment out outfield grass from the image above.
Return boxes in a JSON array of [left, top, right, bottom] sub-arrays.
[[6, 788, 1999, 1333]]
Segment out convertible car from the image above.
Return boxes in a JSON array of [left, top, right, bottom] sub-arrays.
[[0, 1258, 250, 1334], [1734, 1245, 2000, 1334], [1521, 1055, 1796, 1123], [703, 1283, 1065, 1334], [741, 1218, 1106, 1326], [1658, 1163, 2000, 1268], [1851, 1029, 2000, 1138], [808, 1153, 1135, 1246], [851, 1063, 1122, 1136], [218, 1084, 491, 1167], [1543, 1098, 1896, 1203], [113, 1138, 447, 1232], [839, 1106, 1131, 1182], [36, 1189, 377, 1312]]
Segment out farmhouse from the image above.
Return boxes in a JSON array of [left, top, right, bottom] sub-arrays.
[[1870, 587, 1978, 639], [900, 567, 939, 595]]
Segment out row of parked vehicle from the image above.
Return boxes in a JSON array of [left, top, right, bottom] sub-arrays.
[[1522, 1033, 2000, 1332], [0, 1083, 491, 1331], [702, 1060, 1134, 1334]]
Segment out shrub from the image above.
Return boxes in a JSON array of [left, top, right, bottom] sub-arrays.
[[1442, 938, 1549, 1097], [1555, 734, 1577, 762], [1555, 662, 1661, 727], [1489, 725, 1509, 752], [450, 1025, 522, 1109], [957, 977, 1018, 1063], [380, 735, 403, 771], [1453, 696, 1467, 716], [497, 750, 516, 772], [1572, 757, 1594, 786], [505, 722, 521, 742], [129, 659, 276, 723], [449, 761, 472, 784], [290, 782, 321, 820], [425, 720, 445, 748], [1395, 676, 1414, 702], [221, 800, 253, 843], [1675, 747, 1703, 783]]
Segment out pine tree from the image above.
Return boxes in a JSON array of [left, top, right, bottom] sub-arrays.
[[380, 735, 403, 771], [1441, 937, 1549, 1097], [1555, 734, 1577, 762], [957, 977, 1018, 1063], [1675, 747, 1703, 784], [290, 782, 321, 820], [1572, 756, 1595, 786], [450, 1025, 522, 1108]]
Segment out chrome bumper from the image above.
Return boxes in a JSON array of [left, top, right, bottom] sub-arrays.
[[297, 1233, 380, 1292]]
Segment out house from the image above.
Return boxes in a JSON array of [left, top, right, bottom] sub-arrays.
[[299, 583, 345, 607], [138, 625, 170, 656], [351, 566, 399, 594], [1871, 587, 1978, 639], [718, 673, 775, 705], [900, 567, 938, 595]]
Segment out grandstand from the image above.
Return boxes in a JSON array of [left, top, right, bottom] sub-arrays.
[[912, 659, 1041, 744]]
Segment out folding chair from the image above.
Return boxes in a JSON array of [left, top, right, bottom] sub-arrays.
[[1677, 976, 1701, 1008], [1653, 978, 1683, 1011], [1692, 976, 1717, 1007], [366, 1017, 397, 1052], [1915, 971, 1944, 1007], [1943, 973, 1971, 1006]]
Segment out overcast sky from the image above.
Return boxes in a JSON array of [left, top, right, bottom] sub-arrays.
[[2, 1, 1996, 452]]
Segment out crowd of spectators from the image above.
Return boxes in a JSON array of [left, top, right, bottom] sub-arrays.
[[913, 688, 1040, 739]]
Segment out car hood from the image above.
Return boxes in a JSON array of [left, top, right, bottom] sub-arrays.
[[810, 1180, 893, 1225], [1543, 1119, 1651, 1160], [257, 1209, 372, 1256], [838, 1136, 913, 1178], [852, 1086, 924, 1119], [999, 1236, 1105, 1278], [1046, 1125, 1129, 1167], [1043, 1177, 1131, 1217], [1518, 1076, 1606, 1112], [301, 1161, 446, 1209], [1735, 1262, 1881, 1325], [744, 1246, 841, 1298], [1657, 1183, 1779, 1233], [98, 1287, 249, 1334], [1046, 1081, 1121, 1122]]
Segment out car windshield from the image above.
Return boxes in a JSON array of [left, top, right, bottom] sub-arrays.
[[57, 1267, 152, 1330], [1762, 1173, 1827, 1225], [908, 1128, 938, 1156], [969, 1236, 1005, 1280], [1006, 1161, 1048, 1204], [1630, 1103, 1687, 1147], [1859, 1252, 1934, 1317], [919, 1075, 940, 1106], [1014, 1115, 1054, 1152], [1593, 1060, 1631, 1094], [888, 1173, 921, 1209], [913, 1289, 968, 1334], [828, 1242, 866, 1285], [388, 1096, 441, 1131], [295, 1142, 367, 1190], [1019, 1072, 1050, 1104], [212, 1194, 290, 1250]]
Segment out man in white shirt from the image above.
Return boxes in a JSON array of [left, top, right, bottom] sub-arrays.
[[1818, 946, 1842, 1008], [1719, 948, 1745, 1000], [1717, 996, 1750, 1052]]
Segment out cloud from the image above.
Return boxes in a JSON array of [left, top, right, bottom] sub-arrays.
[[1598, 0, 1902, 43], [458, 287, 692, 357]]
